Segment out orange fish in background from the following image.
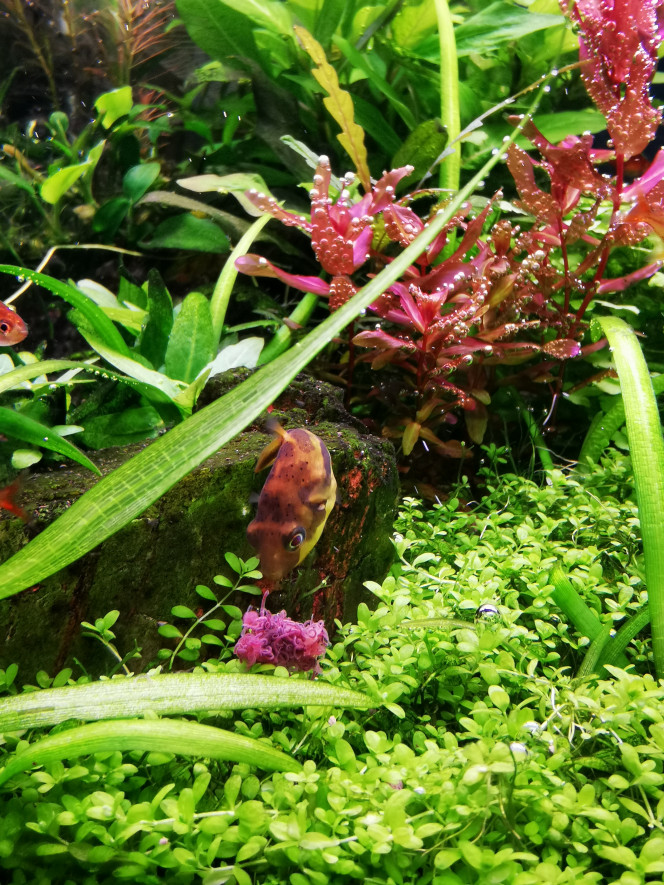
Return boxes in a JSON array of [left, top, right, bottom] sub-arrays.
[[0, 478, 28, 522], [0, 302, 28, 346]]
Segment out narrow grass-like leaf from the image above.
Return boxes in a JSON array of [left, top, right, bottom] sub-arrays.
[[598, 317, 664, 679], [257, 292, 319, 365], [0, 718, 301, 787], [0, 110, 528, 600], [549, 564, 603, 639], [576, 621, 613, 678], [0, 407, 100, 475], [0, 672, 372, 732], [209, 215, 271, 345], [578, 375, 664, 467], [597, 607, 651, 671], [0, 266, 130, 355], [295, 26, 371, 191], [76, 339, 188, 406], [434, 0, 461, 191], [0, 358, 177, 406]]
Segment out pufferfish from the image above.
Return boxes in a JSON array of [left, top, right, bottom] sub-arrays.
[[247, 422, 337, 582]]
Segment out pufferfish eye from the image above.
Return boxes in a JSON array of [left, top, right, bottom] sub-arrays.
[[285, 527, 306, 550]]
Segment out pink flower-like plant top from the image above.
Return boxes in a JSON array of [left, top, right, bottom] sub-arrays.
[[562, 0, 664, 159], [235, 156, 414, 306], [234, 606, 330, 674]]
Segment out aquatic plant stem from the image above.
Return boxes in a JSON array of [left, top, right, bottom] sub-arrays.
[[434, 0, 461, 192], [209, 214, 271, 345], [598, 317, 664, 680], [258, 292, 320, 365]]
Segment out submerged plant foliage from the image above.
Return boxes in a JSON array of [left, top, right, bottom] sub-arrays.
[[236, 0, 664, 456]]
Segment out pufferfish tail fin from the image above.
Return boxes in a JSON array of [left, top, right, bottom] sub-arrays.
[[254, 420, 289, 473]]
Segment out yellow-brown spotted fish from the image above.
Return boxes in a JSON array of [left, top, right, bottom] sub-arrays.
[[247, 423, 337, 582]]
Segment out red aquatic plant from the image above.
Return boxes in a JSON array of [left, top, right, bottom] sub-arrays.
[[236, 0, 664, 455], [562, 0, 662, 163], [234, 605, 329, 674]]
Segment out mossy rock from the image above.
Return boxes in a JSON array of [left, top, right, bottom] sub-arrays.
[[0, 376, 399, 679]]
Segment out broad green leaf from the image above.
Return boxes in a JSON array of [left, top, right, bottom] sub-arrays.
[[295, 26, 370, 191], [0, 118, 519, 599], [94, 86, 133, 128], [11, 449, 41, 469], [0, 672, 372, 731], [391, 119, 448, 188], [0, 718, 300, 786], [0, 407, 100, 474], [78, 405, 164, 449], [75, 279, 120, 308], [177, 172, 269, 196], [0, 266, 130, 355], [141, 214, 230, 252], [40, 162, 92, 205], [176, 0, 259, 66], [164, 292, 216, 383], [216, 0, 292, 35], [92, 196, 131, 236], [206, 337, 263, 376], [118, 274, 147, 309], [139, 269, 173, 369], [454, 2, 563, 56], [352, 96, 402, 158], [392, 0, 437, 50], [123, 162, 160, 202], [311, 0, 346, 47]]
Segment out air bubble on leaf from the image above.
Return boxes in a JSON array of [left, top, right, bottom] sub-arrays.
[[510, 742, 529, 757], [522, 720, 541, 734], [476, 603, 499, 619]]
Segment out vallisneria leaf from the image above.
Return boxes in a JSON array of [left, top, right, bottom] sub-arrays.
[[0, 718, 301, 786], [0, 672, 373, 731], [294, 26, 371, 191], [598, 317, 664, 679]]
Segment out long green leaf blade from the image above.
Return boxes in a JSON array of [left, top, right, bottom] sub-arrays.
[[0, 672, 372, 731], [598, 316, 664, 679], [0, 718, 301, 786]]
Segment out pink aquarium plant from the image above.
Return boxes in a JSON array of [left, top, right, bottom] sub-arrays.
[[235, 605, 329, 674]]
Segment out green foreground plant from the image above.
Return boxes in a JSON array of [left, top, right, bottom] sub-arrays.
[[1, 454, 663, 883]]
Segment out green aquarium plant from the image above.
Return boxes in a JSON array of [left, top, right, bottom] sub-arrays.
[[0, 59, 531, 599]]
